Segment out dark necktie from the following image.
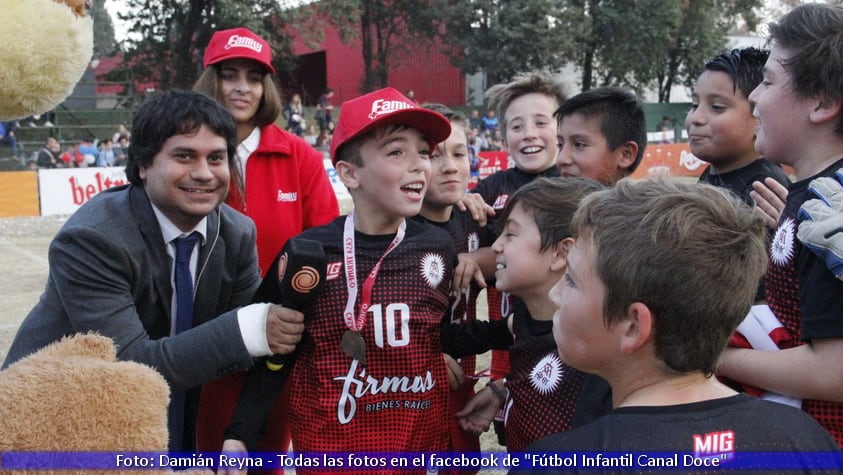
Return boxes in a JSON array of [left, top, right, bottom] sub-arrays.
[[173, 233, 199, 334], [169, 232, 199, 452]]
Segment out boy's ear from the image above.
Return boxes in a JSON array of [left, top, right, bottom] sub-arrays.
[[334, 160, 360, 190], [550, 237, 575, 271], [810, 93, 843, 126], [615, 140, 639, 171], [618, 302, 653, 355]]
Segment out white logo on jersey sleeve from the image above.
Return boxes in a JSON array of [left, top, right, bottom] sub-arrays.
[[467, 232, 479, 253], [420, 253, 446, 288], [771, 218, 796, 267], [530, 353, 563, 395]]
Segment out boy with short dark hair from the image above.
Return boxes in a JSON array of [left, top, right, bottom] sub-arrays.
[[687, 47, 790, 205], [521, 179, 839, 473], [554, 86, 646, 184], [224, 88, 458, 464], [717, 3, 843, 447], [455, 177, 609, 451]]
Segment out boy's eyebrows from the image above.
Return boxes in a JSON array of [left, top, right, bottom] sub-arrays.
[[377, 134, 428, 149], [168, 145, 227, 154]]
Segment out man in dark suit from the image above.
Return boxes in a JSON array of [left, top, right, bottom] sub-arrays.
[[2, 90, 304, 451]]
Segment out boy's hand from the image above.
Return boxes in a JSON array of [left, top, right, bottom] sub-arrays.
[[797, 169, 843, 280], [455, 381, 504, 435], [456, 193, 495, 227], [751, 177, 789, 229], [443, 354, 465, 390], [452, 253, 487, 292], [219, 439, 249, 475]]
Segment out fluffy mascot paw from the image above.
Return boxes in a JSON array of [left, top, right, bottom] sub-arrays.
[[0, 333, 174, 474], [0, 0, 94, 120]]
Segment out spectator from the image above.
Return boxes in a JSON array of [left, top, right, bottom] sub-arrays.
[[96, 138, 115, 167], [283, 93, 305, 137], [658, 115, 674, 143], [0, 120, 18, 158], [315, 88, 334, 133], [78, 137, 98, 167], [112, 123, 131, 144], [303, 124, 318, 147], [481, 109, 499, 134], [60, 143, 85, 167], [35, 137, 63, 168], [113, 135, 130, 166], [469, 109, 483, 131]]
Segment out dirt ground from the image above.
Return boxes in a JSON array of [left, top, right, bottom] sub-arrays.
[[0, 214, 505, 456]]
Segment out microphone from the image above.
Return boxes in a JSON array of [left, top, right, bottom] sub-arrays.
[[264, 237, 326, 371]]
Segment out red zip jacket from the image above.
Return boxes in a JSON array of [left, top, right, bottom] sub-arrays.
[[226, 123, 340, 275]]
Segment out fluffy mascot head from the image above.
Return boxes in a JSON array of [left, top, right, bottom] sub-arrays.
[[0, 0, 94, 120]]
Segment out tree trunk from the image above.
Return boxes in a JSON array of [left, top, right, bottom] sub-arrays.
[[361, 0, 375, 93], [174, 0, 206, 89]]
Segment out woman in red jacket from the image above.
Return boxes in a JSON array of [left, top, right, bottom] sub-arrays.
[[193, 27, 339, 461]]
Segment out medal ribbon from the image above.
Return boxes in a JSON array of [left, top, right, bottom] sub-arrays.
[[342, 212, 406, 332]]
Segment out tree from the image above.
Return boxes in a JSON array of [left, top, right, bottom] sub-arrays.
[[433, 0, 761, 102], [92, 0, 117, 57], [431, 0, 583, 87], [117, 0, 292, 90], [561, 0, 762, 101]]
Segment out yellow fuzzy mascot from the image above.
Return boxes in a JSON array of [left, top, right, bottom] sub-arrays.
[[0, 0, 93, 121], [0, 2, 195, 473]]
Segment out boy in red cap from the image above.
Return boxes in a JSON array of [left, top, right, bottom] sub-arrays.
[[222, 88, 457, 472]]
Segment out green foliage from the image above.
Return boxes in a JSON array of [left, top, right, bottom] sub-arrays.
[[432, 0, 762, 102], [112, 0, 764, 103], [92, 0, 117, 57], [430, 0, 582, 86]]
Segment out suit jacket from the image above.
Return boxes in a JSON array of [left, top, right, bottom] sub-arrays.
[[3, 184, 261, 444]]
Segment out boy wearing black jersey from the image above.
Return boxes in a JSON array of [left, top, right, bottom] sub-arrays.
[[222, 88, 458, 473], [522, 179, 839, 474]]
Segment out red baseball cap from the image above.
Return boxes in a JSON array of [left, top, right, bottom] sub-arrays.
[[203, 27, 275, 74], [330, 87, 451, 163]]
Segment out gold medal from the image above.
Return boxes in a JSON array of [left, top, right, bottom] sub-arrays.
[[341, 330, 366, 364]]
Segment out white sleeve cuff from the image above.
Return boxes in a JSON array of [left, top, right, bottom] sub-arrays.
[[237, 303, 272, 357]]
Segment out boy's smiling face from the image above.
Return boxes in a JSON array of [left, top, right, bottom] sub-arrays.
[[491, 202, 558, 301], [503, 93, 559, 174], [340, 127, 431, 233], [748, 45, 815, 170], [686, 70, 759, 172]]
